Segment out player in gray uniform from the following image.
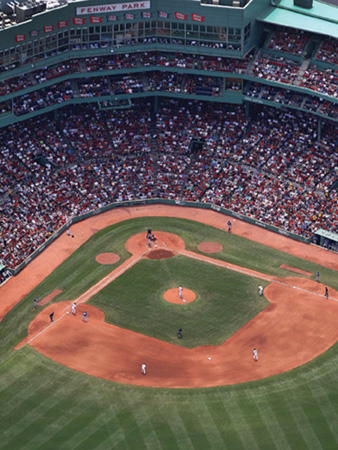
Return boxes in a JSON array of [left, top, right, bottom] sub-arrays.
[[253, 348, 258, 362]]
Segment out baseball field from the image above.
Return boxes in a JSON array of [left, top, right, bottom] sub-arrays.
[[1, 206, 338, 449]]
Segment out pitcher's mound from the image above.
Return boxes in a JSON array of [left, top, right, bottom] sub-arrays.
[[163, 288, 196, 304], [147, 249, 175, 259], [96, 253, 120, 264], [198, 242, 223, 253]]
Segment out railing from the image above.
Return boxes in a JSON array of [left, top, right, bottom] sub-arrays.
[[6, 198, 312, 277]]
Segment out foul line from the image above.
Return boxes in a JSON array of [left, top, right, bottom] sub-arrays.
[[173, 248, 337, 302], [21, 248, 151, 348]]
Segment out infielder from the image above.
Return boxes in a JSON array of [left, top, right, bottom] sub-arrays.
[[253, 348, 258, 362], [141, 363, 146, 375], [82, 311, 88, 322], [72, 302, 76, 315]]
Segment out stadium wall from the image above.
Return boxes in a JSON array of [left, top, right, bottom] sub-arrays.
[[7, 198, 312, 277]]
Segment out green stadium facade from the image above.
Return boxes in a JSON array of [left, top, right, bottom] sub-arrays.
[[0, 0, 337, 127]]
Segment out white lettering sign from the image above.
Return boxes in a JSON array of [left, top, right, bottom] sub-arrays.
[[77, 1, 150, 15]]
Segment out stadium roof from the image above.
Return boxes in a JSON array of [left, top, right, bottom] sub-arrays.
[[258, 0, 338, 39]]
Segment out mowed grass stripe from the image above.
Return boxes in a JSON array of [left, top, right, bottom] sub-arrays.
[[237, 391, 277, 449], [193, 397, 227, 449], [163, 402, 196, 450], [69, 413, 124, 450], [265, 391, 308, 450], [59, 388, 132, 450], [248, 390, 292, 450], [311, 384, 338, 444], [0, 363, 48, 415], [113, 391, 149, 450], [300, 383, 338, 449], [285, 394, 323, 450], [9, 399, 89, 450], [1, 376, 86, 450], [177, 409, 212, 450], [223, 391, 260, 450], [0, 371, 69, 438], [206, 392, 246, 449], [34, 405, 104, 450], [119, 392, 163, 450], [93, 416, 129, 450]]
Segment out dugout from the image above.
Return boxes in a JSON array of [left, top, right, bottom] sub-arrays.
[[313, 229, 338, 252]]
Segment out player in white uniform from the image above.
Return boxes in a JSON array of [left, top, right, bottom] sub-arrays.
[[253, 348, 258, 362], [72, 302, 76, 315], [179, 285, 183, 299], [258, 285, 263, 296], [141, 363, 146, 375]]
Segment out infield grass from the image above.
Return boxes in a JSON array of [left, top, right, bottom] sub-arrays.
[[1, 216, 338, 449], [89, 255, 268, 347]]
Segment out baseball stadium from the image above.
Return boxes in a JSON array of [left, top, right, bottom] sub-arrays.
[[0, 0, 338, 448]]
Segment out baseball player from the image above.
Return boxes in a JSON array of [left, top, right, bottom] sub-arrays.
[[325, 287, 328, 298], [82, 311, 88, 322], [34, 297, 37, 309], [141, 363, 146, 375], [227, 220, 232, 233], [71, 302, 76, 315], [253, 348, 258, 362], [316, 271, 320, 282], [258, 285, 263, 296], [179, 285, 183, 299], [177, 328, 183, 339], [49, 312, 54, 322]]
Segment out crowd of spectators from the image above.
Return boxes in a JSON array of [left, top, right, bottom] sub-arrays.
[[0, 100, 11, 115], [268, 28, 310, 56], [13, 81, 73, 115], [183, 75, 222, 96], [299, 66, 338, 98], [9, 66, 337, 121], [250, 53, 300, 84], [0, 61, 80, 98], [110, 74, 145, 94], [147, 72, 185, 93], [1, 45, 338, 122], [1, 100, 337, 277], [77, 77, 110, 98], [245, 83, 338, 119], [315, 37, 338, 66]]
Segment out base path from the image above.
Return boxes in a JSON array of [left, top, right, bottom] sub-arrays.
[[15, 230, 338, 388]]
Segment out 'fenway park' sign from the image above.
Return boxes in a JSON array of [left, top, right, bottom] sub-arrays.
[[76, 1, 150, 15]]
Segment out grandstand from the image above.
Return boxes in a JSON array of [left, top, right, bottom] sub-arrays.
[[0, 0, 337, 283]]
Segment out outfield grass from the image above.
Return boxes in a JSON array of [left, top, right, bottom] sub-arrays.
[[1, 217, 338, 449]]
